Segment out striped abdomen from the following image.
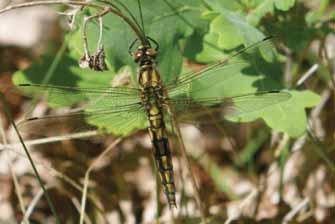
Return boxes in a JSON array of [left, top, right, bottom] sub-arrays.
[[149, 123, 176, 207], [139, 63, 176, 207], [146, 103, 176, 207]]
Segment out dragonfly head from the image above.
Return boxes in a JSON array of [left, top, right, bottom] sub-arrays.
[[133, 45, 157, 65]]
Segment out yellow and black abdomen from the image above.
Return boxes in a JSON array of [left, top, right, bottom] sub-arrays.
[[139, 64, 177, 207], [148, 105, 176, 208]]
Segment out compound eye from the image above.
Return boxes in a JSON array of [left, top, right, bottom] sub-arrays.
[[146, 48, 157, 57], [134, 51, 142, 62]]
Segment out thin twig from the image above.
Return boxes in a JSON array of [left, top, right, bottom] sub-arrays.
[[0, 130, 99, 151], [224, 189, 259, 224], [320, 37, 335, 89], [0, 0, 147, 45], [0, 116, 29, 224], [72, 197, 93, 224], [0, 93, 61, 224], [292, 67, 328, 153], [82, 8, 110, 58], [22, 186, 52, 223], [307, 128, 335, 173], [283, 198, 310, 224], [0, 0, 103, 14], [309, 89, 330, 139], [97, 16, 103, 49], [296, 89, 332, 171], [168, 106, 208, 223], [274, 134, 290, 158], [3, 147, 106, 214], [284, 48, 293, 88], [25, 36, 68, 116], [296, 64, 319, 87], [79, 138, 122, 224], [57, 6, 82, 30], [176, 143, 187, 215], [14, 166, 29, 224]]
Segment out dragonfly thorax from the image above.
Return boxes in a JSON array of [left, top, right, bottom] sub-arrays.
[[138, 64, 162, 90]]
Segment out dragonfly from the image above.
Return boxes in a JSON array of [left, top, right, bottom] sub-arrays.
[[16, 1, 291, 208]]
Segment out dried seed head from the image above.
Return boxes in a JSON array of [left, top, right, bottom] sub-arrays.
[[79, 54, 91, 69], [79, 47, 107, 71], [89, 47, 107, 71]]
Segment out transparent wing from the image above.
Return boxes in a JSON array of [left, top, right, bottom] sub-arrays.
[[18, 103, 146, 138], [168, 90, 291, 124], [17, 83, 142, 109], [167, 37, 273, 98]]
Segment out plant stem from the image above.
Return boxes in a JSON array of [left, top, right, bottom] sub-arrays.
[[0, 0, 148, 45], [0, 93, 61, 224], [79, 138, 122, 224], [168, 106, 208, 224]]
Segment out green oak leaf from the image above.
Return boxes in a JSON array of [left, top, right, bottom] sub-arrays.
[[199, 0, 273, 63], [13, 0, 205, 136], [247, 0, 296, 25], [12, 55, 147, 136], [13, 0, 319, 138], [181, 4, 319, 137], [13, 55, 114, 107], [67, 0, 205, 84], [227, 90, 321, 137], [247, 0, 275, 25], [274, 0, 296, 11]]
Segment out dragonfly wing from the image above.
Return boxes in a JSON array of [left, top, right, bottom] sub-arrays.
[[18, 104, 147, 138], [18, 112, 96, 138], [169, 90, 291, 124], [167, 37, 274, 97], [17, 84, 141, 109], [168, 62, 249, 100]]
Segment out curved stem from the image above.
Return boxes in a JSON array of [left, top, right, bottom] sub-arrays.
[[0, 93, 61, 224], [0, 0, 148, 45], [0, 0, 104, 13], [167, 105, 208, 223], [105, 6, 147, 45], [79, 138, 122, 224], [99, 0, 145, 36]]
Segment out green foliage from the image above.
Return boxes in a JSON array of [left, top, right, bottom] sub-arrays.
[[247, 0, 297, 25], [68, 0, 205, 84], [13, 58, 147, 135], [13, 55, 114, 106], [228, 90, 321, 137], [13, 0, 325, 138]]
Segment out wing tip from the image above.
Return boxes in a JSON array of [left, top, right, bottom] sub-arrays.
[[263, 35, 274, 41], [264, 90, 292, 101], [27, 117, 39, 121], [17, 117, 39, 126], [18, 83, 31, 87]]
